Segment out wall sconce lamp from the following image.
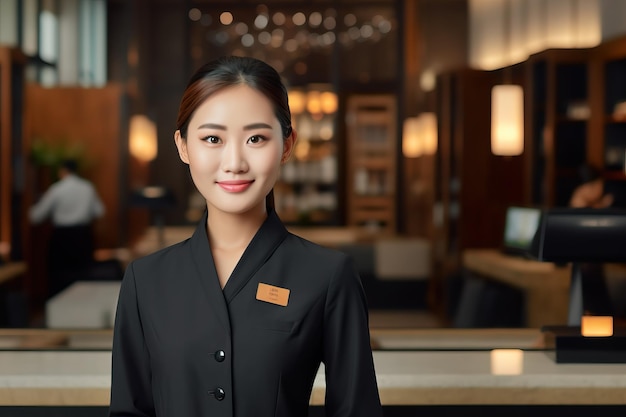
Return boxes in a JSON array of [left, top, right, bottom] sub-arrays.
[[491, 84, 524, 156], [129, 114, 158, 163], [420, 112, 438, 155], [402, 116, 422, 158], [403, 113, 438, 158]]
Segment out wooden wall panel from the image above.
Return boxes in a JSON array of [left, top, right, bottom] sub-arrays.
[[24, 84, 124, 249]]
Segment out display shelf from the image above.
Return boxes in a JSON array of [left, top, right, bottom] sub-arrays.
[[590, 34, 626, 206], [522, 36, 626, 209], [603, 57, 626, 117], [345, 94, 397, 234], [526, 48, 590, 207], [275, 111, 339, 226], [555, 62, 588, 117]]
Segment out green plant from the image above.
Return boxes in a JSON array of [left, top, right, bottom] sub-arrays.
[[30, 139, 86, 173]]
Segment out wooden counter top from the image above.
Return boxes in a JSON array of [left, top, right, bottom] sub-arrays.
[[133, 225, 377, 257], [462, 249, 572, 327], [2, 348, 626, 406], [462, 249, 571, 290]]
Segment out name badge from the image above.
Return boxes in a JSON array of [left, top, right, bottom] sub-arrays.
[[256, 282, 290, 307]]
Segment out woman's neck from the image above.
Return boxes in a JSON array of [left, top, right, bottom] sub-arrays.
[[206, 208, 268, 288], [206, 208, 267, 251]]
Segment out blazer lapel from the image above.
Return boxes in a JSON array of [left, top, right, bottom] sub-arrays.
[[222, 209, 288, 303], [189, 211, 231, 333]]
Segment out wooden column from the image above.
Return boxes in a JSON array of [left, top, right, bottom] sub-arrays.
[[0, 47, 27, 260]]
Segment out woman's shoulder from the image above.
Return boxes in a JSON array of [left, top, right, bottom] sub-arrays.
[[129, 238, 192, 273], [283, 232, 351, 265]]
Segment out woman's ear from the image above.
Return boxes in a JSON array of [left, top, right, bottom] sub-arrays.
[[281, 129, 297, 164], [174, 130, 190, 164]]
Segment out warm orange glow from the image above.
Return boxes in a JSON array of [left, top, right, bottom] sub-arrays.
[[288, 90, 306, 115], [491, 85, 524, 156], [320, 91, 338, 114], [294, 139, 310, 161], [289, 88, 337, 117], [469, 1, 601, 70], [129, 115, 157, 163], [306, 91, 322, 115], [581, 316, 613, 337], [402, 117, 422, 158], [420, 112, 438, 155], [490, 349, 524, 375], [220, 12, 234, 25]]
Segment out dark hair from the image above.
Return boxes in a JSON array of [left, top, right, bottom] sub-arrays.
[[578, 164, 602, 184], [61, 159, 78, 173], [176, 56, 292, 140], [176, 56, 293, 211]]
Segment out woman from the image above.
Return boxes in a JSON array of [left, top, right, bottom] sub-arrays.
[[109, 56, 382, 417]]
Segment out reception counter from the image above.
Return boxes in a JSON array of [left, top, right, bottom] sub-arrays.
[[462, 249, 626, 328], [2, 348, 626, 407], [462, 249, 571, 327]]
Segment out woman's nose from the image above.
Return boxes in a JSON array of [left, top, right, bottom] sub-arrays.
[[221, 142, 248, 173]]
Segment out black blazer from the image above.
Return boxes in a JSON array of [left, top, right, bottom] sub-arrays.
[[109, 210, 382, 417]]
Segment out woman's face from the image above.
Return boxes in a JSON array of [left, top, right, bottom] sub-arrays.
[[175, 84, 295, 217]]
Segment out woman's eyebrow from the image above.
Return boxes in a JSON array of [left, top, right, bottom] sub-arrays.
[[243, 122, 273, 130], [198, 123, 226, 130], [196, 122, 272, 131]]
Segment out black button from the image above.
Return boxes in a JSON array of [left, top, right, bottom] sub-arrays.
[[214, 350, 226, 362], [208, 387, 225, 401]]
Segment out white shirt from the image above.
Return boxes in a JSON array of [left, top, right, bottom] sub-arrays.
[[29, 174, 105, 227]]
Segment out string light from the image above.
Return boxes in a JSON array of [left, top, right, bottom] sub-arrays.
[[189, 7, 394, 69]]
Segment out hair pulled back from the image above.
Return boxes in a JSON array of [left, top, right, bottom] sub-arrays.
[[176, 56, 293, 141]]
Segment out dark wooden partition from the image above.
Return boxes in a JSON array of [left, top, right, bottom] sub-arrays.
[[24, 84, 126, 249], [21, 84, 146, 309]]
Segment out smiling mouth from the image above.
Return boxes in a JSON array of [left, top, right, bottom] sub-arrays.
[[217, 180, 254, 192]]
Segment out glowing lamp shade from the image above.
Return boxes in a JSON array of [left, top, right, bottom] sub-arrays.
[[288, 90, 306, 115], [129, 115, 157, 163], [421, 112, 438, 155], [581, 316, 613, 337], [320, 91, 338, 114], [402, 117, 422, 158], [306, 91, 322, 115], [491, 85, 524, 156]]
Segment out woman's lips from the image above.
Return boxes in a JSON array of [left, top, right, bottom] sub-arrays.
[[217, 180, 254, 192]]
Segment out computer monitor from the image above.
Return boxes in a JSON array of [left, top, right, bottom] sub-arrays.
[[530, 208, 626, 263], [529, 207, 626, 325], [502, 206, 542, 257]]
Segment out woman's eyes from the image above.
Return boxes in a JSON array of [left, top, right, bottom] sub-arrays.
[[201, 134, 267, 144], [247, 135, 267, 144], [202, 135, 221, 144]]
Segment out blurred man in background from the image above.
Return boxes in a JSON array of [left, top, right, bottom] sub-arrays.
[[29, 159, 105, 297]]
